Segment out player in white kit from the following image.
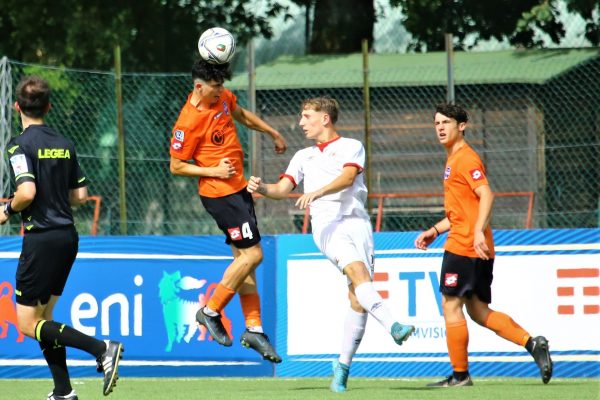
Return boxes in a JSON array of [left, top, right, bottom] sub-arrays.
[[247, 96, 415, 392]]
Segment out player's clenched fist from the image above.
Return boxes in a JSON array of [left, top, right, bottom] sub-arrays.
[[247, 176, 262, 193], [213, 157, 236, 179]]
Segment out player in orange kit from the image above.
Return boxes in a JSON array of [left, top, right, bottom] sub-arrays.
[[169, 59, 287, 362], [414, 103, 553, 386]]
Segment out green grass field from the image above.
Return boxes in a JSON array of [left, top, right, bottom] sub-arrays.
[[2, 377, 599, 400]]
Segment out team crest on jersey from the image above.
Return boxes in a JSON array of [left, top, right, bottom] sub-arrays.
[[222, 101, 230, 116], [211, 129, 225, 145], [228, 227, 242, 241], [444, 166, 451, 180], [172, 130, 184, 153], [470, 168, 484, 181], [444, 273, 458, 287]]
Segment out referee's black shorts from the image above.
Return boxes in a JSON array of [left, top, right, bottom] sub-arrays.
[[201, 188, 261, 249], [439, 250, 494, 303], [16, 225, 78, 306]]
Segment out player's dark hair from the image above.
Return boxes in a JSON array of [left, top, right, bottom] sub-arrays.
[[16, 76, 50, 118], [435, 103, 469, 124], [301, 96, 340, 124], [192, 59, 232, 84]]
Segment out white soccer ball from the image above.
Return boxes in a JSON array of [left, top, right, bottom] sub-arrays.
[[198, 27, 236, 64]]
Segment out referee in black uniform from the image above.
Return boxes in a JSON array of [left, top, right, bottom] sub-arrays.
[[0, 76, 123, 399]]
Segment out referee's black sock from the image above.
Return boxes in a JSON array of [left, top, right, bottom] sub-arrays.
[[39, 341, 72, 396], [35, 320, 106, 359]]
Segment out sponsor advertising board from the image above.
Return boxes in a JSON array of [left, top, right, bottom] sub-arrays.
[[277, 229, 600, 378], [0, 236, 276, 377], [1, 229, 597, 378]]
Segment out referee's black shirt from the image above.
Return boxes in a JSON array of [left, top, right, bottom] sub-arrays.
[[6, 124, 87, 231]]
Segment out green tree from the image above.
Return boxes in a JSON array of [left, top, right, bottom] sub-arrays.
[[0, 0, 289, 72], [293, 0, 376, 54], [391, 0, 600, 51], [563, 0, 600, 44], [291, 0, 376, 54]]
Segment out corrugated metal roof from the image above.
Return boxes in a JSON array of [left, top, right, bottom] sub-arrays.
[[229, 48, 599, 89]]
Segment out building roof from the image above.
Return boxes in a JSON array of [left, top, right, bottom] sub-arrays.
[[229, 48, 599, 90]]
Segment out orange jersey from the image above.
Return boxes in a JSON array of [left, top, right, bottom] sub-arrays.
[[170, 89, 247, 198], [443, 144, 495, 258]]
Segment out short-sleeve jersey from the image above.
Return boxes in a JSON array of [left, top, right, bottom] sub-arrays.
[[283, 136, 369, 225], [6, 124, 87, 231], [443, 144, 495, 258], [169, 89, 246, 198]]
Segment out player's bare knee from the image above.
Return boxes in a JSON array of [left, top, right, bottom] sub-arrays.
[[243, 246, 263, 266], [468, 307, 490, 326], [349, 296, 364, 312], [465, 297, 490, 324], [344, 262, 370, 284], [16, 316, 37, 338]]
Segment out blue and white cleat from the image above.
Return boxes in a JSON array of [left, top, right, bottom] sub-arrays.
[[330, 360, 350, 393], [391, 322, 415, 345]]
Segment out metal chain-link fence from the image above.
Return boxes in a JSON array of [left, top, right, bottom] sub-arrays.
[[1, 50, 598, 235], [239, 53, 600, 231]]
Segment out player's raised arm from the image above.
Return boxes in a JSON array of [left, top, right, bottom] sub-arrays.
[[247, 175, 294, 200], [232, 106, 287, 154]]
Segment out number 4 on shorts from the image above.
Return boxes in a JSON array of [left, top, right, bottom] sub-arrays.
[[241, 222, 253, 240]]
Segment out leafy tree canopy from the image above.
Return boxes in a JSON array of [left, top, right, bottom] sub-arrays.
[[0, 0, 290, 72], [2, 1, 597, 69], [391, 0, 600, 51]]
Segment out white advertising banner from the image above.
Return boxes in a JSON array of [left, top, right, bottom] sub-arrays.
[[287, 254, 600, 355], [277, 229, 600, 377]]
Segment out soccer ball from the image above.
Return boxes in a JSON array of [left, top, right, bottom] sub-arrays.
[[198, 27, 236, 64]]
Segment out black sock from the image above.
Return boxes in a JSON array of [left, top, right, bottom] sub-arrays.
[[39, 341, 72, 396], [36, 320, 106, 358], [525, 337, 534, 354], [453, 370, 470, 380]]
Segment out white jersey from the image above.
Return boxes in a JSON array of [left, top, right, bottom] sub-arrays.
[[283, 136, 369, 225]]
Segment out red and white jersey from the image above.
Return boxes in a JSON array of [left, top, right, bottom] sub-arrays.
[[282, 136, 369, 225]]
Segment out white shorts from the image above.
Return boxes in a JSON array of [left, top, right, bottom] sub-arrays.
[[311, 216, 374, 282]]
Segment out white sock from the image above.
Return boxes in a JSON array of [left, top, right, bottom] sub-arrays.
[[354, 282, 395, 333], [339, 308, 367, 366], [247, 325, 264, 333], [203, 306, 219, 316]]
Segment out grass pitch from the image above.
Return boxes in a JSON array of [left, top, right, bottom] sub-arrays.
[[3, 377, 599, 400]]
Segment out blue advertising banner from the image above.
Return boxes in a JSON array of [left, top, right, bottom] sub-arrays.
[[276, 229, 600, 379], [0, 236, 277, 378], [1, 229, 598, 379]]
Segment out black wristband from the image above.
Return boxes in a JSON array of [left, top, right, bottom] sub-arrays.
[[4, 201, 17, 216], [432, 225, 440, 236]]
